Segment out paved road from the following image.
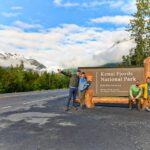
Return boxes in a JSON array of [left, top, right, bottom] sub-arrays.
[[0, 90, 150, 150]]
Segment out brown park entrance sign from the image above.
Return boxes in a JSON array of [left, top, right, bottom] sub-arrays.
[[79, 67, 144, 97]]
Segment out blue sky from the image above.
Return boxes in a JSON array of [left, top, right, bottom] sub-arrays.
[[0, 0, 136, 70], [0, 0, 136, 30]]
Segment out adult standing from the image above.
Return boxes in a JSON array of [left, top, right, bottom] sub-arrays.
[[140, 77, 150, 110], [58, 69, 81, 111]]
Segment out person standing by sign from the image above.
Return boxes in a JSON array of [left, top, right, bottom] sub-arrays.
[[58, 69, 81, 111], [129, 80, 142, 111], [140, 77, 150, 110], [78, 72, 90, 109]]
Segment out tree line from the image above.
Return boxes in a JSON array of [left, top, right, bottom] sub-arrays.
[[0, 65, 69, 94]]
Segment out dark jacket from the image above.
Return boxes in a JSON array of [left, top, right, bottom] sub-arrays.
[[61, 71, 79, 88]]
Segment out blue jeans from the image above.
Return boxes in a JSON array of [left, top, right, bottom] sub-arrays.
[[66, 87, 78, 107]]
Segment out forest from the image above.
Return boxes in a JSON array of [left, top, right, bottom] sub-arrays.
[[0, 65, 69, 93]]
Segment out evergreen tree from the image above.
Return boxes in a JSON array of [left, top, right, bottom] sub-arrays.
[[122, 0, 150, 66]]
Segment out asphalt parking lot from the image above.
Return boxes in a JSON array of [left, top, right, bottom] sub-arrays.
[[0, 90, 150, 150]]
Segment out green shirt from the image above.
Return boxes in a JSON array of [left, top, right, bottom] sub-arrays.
[[130, 85, 142, 99]]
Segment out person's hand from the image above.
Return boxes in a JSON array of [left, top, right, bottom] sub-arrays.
[[132, 98, 135, 103]]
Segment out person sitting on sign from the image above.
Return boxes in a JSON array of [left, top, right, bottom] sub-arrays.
[[129, 80, 142, 111], [140, 77, 150, 111]]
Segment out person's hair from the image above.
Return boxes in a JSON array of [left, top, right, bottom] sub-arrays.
[[81, 72, 85, 75], [147, 77, 150, 80], [77, 69, 81, 73]]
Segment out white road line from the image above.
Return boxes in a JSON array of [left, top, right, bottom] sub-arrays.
[[23, 97, 52, 105], [2, 106, 12, 109]]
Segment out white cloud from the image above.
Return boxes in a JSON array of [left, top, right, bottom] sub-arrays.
[[53, 0, 79, 7], [0, 24, 11, 30], [91, 15, 133, 25], [121, 0, 136, 14], [110, 1, 124, 8], [13, 21, 43, 30], [82, 0, 126, 8], [53, 0, 62, 5], [80, 1, 113, 8], [0, 23, 135, 70], [52, 0, 137, 15], [2, 12, 21, 17], [53, 0, 124, 8], [11, 6, 23, 10], [62, 2, 79, 7], [52, 0, 135, 11]]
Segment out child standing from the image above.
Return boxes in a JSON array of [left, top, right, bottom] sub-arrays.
[[78, 72, 90, 109]]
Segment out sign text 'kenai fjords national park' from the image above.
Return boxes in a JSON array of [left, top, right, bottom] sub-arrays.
[[79, 67, 144, 97]]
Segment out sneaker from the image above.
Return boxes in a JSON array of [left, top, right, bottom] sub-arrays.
[[82, 105, 86, 110], [145, 106, 150, 112], [71, 106, 78, 111], [64, 106, 69, 112]]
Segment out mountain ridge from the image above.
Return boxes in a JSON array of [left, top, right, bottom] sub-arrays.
[[0, 51, 46, 71]]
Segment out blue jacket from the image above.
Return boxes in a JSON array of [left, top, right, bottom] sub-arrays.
[[78, 77, 90, 92]]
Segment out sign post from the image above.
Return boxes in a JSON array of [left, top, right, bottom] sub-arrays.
[[144, 57, 150, 81]]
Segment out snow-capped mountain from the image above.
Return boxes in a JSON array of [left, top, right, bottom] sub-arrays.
[[93, 38, 136, 64], [0, 51, 46, 71]]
